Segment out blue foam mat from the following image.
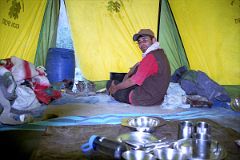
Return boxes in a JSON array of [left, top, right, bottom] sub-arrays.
[[1, 106, 239, 132]]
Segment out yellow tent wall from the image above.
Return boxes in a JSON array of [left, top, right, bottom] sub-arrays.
[[65, 0, 159, 81], [0, 0, 47, 63], [0, 0, 239, 85], [169, 0, 240, 85]]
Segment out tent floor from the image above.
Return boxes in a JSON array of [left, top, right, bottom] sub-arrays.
[[0, 119, 239, 160], [0, 93, 239, 159]]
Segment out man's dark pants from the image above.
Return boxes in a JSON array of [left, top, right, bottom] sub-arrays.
[[106, 80, 137, 104]]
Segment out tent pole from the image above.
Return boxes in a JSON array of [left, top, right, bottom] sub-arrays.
[[157, 0, 162, 41], [166, 0, 190, 67]]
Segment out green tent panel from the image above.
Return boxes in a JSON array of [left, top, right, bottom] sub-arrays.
[[0, 0, 239, 85]]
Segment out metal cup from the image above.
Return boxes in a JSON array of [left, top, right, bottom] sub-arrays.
[[178, 121, 194, 139], [192, 133, 212, 159], [196, 121, 211, 135]]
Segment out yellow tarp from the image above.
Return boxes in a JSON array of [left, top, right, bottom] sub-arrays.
[[65, 0, 159, 81], [169, 0, 240, 85], [0, 0, 47, 63]]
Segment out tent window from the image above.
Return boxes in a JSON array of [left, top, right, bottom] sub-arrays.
[[56, 0, 83, 82], [56, 0, 73, 49]]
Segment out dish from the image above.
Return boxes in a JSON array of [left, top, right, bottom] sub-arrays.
[[122, 150, 156, 160], [121, 116, 166, 132], [173, 138, 227, 160], [117, 131, 158, 149], [153, 148, 188, 160]]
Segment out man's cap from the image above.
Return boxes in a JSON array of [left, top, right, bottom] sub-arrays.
[[133, 29, 155, 41]]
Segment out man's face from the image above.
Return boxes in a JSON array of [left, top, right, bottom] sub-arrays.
[[137, 36, 153, 53]]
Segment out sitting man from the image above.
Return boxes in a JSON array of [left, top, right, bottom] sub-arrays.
[[107, 29, 171, 106]]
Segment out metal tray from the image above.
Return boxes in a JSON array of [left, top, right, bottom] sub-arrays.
[[121, 116, 166, 132], [173, 138, 227, 160], [117, 131, 158, 149]]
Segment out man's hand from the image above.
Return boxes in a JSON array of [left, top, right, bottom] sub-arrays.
[[109, 78, 137, 96], [109, 81, 118, 95]]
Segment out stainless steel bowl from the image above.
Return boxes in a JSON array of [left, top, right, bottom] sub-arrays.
[[231, 97, 240, 112], [122, 150, 156, 160], [153, 148, 188, 160], [235, 139, 240, 147], [122, 116, 166, 132]]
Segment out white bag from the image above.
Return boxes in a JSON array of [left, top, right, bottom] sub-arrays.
[[12, 85, 41, 110]]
